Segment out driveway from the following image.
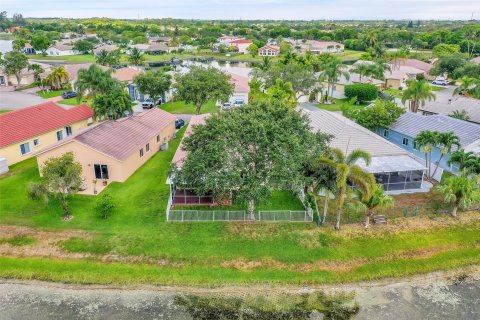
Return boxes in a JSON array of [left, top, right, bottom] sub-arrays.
[[0, 90, 45, 111]]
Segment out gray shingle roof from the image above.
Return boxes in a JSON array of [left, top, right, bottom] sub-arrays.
[[390, 112, 480, 149]]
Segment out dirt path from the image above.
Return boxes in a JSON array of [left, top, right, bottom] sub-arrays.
[[0, 267, 479, 319]]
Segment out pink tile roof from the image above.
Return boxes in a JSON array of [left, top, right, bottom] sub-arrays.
[[259, 45, 280, 52], [229, 73, 250, 93], [230, 39, 253, 44], [37, 108, 176, 161], [0, 102, 93, 148], [172, 114, 209, 167], [396, 59, 433, 73]]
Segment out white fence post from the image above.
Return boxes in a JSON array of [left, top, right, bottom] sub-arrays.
[[182, 210, 184, 222]]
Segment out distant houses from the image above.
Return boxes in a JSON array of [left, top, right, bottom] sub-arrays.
[[258, 45, 280, 57], [378, 112, 480, 174], [36, 108, 176, 195], [46, 43, 79, 56], [0, 102, 93, 166], [93, 44, 119, 56]]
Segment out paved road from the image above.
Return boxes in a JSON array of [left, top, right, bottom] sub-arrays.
[[0, 274, 478, 320], [0, 90, 45, 111]]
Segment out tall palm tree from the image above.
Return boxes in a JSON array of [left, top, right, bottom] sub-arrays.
[[315, 148, 376, 230], [351, 63, 370, 83], [431, 132, 461, 178], [259, 56, 271, 71], [128, 47, 145, 66], [44, 66, 69, 90], [401, 79, 436, 113], [436, 173, 480, 217], [28, 63, 44, 81], [75, 64, 116, 99], [414, 130, 439, 179], [350, 184, 394, 228], [368, 60, 391, 81], [319, 57, 350, 99], [448, 150, 480, 175]]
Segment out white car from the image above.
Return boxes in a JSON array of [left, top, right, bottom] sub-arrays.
[[432, 79, 449, 86]]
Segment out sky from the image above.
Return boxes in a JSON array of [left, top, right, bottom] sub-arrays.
[[2, 0, 479, 20]]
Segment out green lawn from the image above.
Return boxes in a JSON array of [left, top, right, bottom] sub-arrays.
[[0, 126, 479, 286], [431, 86, 447, 92], [37, 89, 63, 99], [28, 54, 97, 63], [316, 98, 368, 112], [338, 50, 366, 61], [0, 110, 11, 114], [58, 97, 93, 106], [160, 100, 219, 114]]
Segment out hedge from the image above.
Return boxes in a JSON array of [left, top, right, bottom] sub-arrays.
[[344, 84, 378, 102]]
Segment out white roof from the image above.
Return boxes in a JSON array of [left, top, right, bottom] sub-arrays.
[[356, 155, 426, 173]]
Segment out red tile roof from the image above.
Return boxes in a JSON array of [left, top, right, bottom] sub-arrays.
[[38, 108, 177, 161], [229, 73, 250, 93], [0, 102, 93, 148], [230, 39, 253, 44]]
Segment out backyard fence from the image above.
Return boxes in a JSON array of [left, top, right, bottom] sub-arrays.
[[167, 210, 312, 222]]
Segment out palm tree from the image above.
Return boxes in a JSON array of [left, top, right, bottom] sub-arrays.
[[28, 63, 44, 81], [44, 66, 69, 90], [315, 148, 376, 230], [448, 150, 480, 175], [401, 79, 436, 113], [128, 47, 145, 66], [350, 184, 394, 228], [319, 57, 350, 99], [266, 79, 296, 107], [75, 64, 116, 100], [351, 63, 370, 83], [414, 130, 439, 179], [449, 109, 470, 121], [368, 60, 391, 81], [453, 76, 480, 99], [436, 173, 480, 217], [259, 57, 271, 71], [431, 132, 461, 178]]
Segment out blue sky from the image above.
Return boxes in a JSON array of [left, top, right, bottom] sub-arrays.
[[3, 0, 479, 20]]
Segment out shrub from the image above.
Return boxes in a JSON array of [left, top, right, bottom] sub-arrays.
[[344, 84, 378, 102], [95, 193, 115, 219]]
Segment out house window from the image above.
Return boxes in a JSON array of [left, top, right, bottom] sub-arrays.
[[56, 130, 63, 141], [33, 139, 40, 147], [146, 143, 150, 152], [20, 142, 30, 155], [140, 148, 144, 157], [65, 126, 73, 136], [94, 164, 109, 180], [157, 135, 160, 143], [383, 129, 389, 138], [402, 137, 409, 146], [413, 141, 419, 150]]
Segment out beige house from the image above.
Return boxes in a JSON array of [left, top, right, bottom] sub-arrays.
[[229, 39, 253, 54], [0, 62, 51, 87], [36, 108, 177, 195], [259, 45, 280, 57], [0, 102, 93, 166]]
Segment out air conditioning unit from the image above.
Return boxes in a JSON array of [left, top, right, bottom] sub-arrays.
[[0, 157, 9, 175], [161, 142, 169, 151]]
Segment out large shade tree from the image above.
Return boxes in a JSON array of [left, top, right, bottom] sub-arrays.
[[92, 86, 134, 120], [173, 66, 234, 114], [174, 100, 329, 218], [0, 50, 28, 85], [133, 70, 172, 106]]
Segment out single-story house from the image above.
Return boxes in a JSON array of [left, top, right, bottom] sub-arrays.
[[36, 108, 176, 195], [93, 44, 119, 56], [46, 43, 79, 56], [320, 66, 384, 99], [111, 67, 144, 101], [23, 43, 36, 54], [227, 73, 250, 105], [258, 45, 280, 57], [0, 62, 52, 87], [305, 109, 428, 193], [0, 102, 93, 166], [384, 65, 427, 89], [170, 114, 216, 205], [145, 42, 170, 54], [419, 96, 480, 124], [378, 112, 480, 174], [229, 39, 253, 54], [391, 58, 433, 74], [307, 41, 344, 54], [126, 43, 150, 54]]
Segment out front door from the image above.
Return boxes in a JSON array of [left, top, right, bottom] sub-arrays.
[[0, 76, 5, 85]]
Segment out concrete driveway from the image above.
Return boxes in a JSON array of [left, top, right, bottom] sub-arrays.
[[0, 89, 45, 111]]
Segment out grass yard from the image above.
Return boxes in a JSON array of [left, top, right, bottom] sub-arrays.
[[0, 127, 479, 287], [28, 54, 98, 63], [37, 89, 63, 99], [0, 110, 11, 114], [430, 86, 447, 92], [316, 98, 368, 112], [58, 97, 93, 106], [160, 100, 219, 114], [338, 50, 366, 61]]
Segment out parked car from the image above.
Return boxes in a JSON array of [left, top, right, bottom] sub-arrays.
[[233, 99, 245, 107], [222, 102, 231, 109], [62, 91, 77, 99], [175, 119, 185, 129], [142, 98, 155, 109], [432, 79, 449, 86]]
